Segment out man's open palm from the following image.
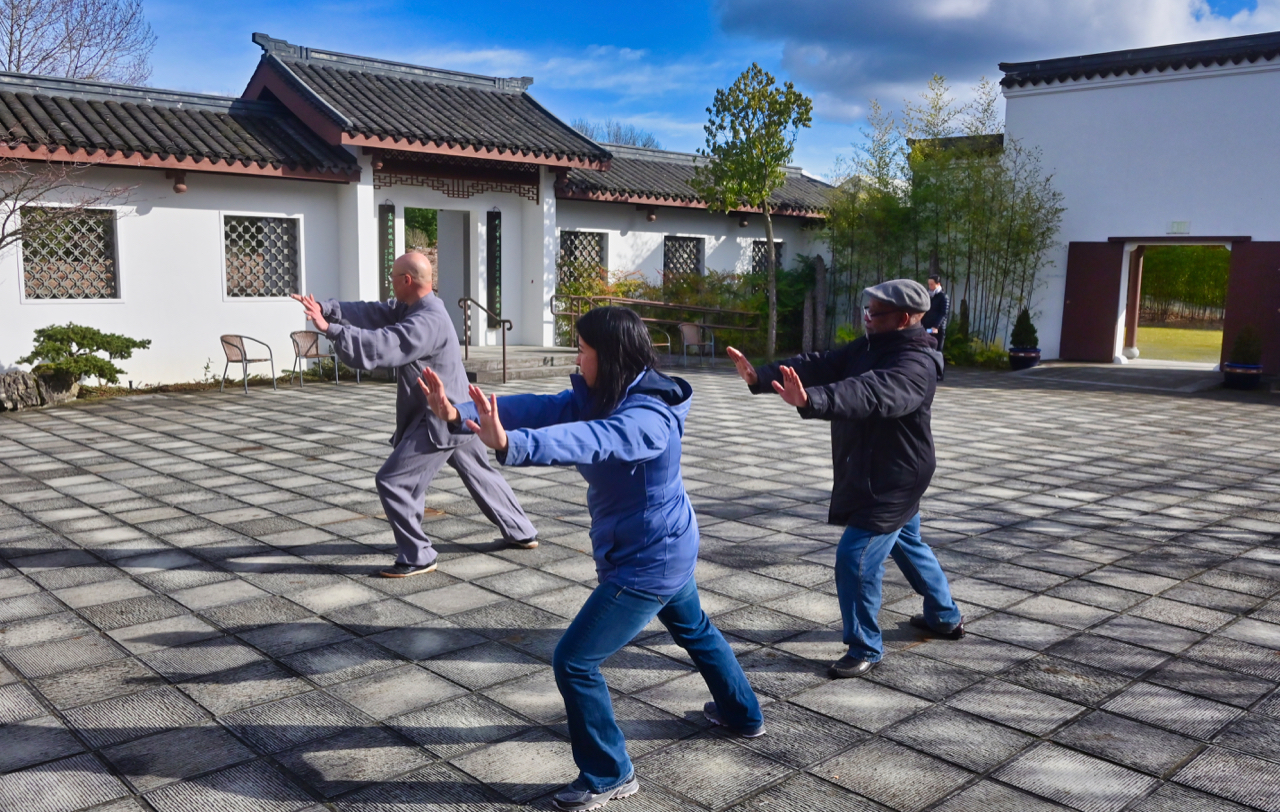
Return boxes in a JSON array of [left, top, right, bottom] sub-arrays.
[[465, 385, 508, 453], [290, 293, 329, 332], [725, 347, 757, 385], [773, 365, 809, 408], [418, 367, 458, 423]]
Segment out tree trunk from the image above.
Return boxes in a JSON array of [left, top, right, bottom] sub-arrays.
[[802, 290, 814, 353], [763, 210, 778, 360], [813, 254, 828, 351]]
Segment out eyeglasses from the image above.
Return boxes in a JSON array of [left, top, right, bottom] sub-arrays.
[[862, 305, 903, 319]]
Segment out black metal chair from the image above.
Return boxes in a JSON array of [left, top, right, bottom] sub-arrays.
[[219, 335, 276, 393]]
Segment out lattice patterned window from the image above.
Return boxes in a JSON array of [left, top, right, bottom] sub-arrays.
[[663, 236, 703, 284], [21, 207, 118, 300], [224, 215, 300, 297], [751, 240, 785, 275], [557, 231, 606, 290]]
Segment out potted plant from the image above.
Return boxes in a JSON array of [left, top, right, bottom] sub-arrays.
[[1008, 308, 1041, 371], [1223, 324, 1264, 390]]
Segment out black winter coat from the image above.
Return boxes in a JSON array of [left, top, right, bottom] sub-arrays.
[[752, 327, 944, 533]]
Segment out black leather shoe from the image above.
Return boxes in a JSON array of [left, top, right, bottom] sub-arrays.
[[910, 614, 966, 639], [828, 655, 875, 679]]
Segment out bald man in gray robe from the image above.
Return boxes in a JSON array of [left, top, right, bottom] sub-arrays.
[[292, 252, 536, 577]]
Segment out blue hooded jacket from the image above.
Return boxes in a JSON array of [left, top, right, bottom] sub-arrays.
[[456, 368, 697, 596]]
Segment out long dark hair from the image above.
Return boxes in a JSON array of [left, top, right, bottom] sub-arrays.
[[576, 306, 659, 418]]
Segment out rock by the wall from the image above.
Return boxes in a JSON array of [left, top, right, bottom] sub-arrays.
[[0, 370, 80, 411], [36, 374, 79, 407], [0, 370, 43, 411]]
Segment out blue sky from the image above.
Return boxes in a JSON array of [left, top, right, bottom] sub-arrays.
[[146, 0, 1268, 177]]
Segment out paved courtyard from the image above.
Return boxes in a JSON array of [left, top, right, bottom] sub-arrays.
[[2, 368, 1280, 812]]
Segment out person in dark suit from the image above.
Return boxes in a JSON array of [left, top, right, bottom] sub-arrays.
[[922, 274, 950, 350]]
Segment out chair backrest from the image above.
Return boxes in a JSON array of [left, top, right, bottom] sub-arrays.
[[220, 335, 246, 362], [678, 323, 703, 345], [291, 331, 322, 359]]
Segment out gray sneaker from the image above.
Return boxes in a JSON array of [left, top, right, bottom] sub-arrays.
[[551, 775, 639, 811]]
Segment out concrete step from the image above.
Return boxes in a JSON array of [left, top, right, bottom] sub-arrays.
[[470, 364, 578, 384]]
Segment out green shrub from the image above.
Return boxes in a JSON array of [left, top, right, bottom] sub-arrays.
[[944, 337, 1010, 369], [1010, 308, 1039, 349], [19, 323, 151, 385], [834, 323, 862, 345], [1229, 325, 1263, 365]]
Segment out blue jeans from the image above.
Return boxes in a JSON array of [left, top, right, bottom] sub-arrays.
[[553, 576, 762, 792], [836, 512, 961, 662]]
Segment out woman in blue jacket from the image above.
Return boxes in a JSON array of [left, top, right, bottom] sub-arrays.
[[421, 306, 763, 811]]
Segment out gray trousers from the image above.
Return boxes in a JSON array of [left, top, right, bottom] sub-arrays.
[[376, 426, 536, 566]]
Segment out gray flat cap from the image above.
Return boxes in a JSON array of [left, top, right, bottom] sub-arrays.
[[864, 279, 930, 313]]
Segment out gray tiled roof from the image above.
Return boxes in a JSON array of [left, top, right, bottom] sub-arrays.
[[0, 72, 358, 176], [1001, 30, 1280, 88], [253, 34, 610, 166], [559, 144, 833, 215]]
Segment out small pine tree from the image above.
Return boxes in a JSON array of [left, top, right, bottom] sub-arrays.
[[19, 323, 151, 385], [1229, 325, 1263, 365], [956, 298, 970, 342], [1010, 308, 1039, 349]]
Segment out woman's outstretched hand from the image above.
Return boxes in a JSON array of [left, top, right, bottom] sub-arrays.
[[725, 346, 758, 385], [417, 368, 459, 423], [464, 384, 508, 453]]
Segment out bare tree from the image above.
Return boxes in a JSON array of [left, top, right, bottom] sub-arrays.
[[0, 0, 155, 85], [0, 153, 131, 257], [571, 117, 661, 149]]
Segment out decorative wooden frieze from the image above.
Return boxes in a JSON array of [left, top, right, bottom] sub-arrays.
[[373, 171, 538, 201]]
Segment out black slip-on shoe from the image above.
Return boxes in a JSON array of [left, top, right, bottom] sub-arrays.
[[507, 537, 539, 549], [551, 775, 639, 811], [378, 562, 437, 578], [703, 701, 766, 738], [828, 655, 875, 679], [910, 614, 966, 640]]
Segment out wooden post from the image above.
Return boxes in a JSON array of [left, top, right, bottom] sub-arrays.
[[802, 290, 814, 353], [813, 255, 828, 351]]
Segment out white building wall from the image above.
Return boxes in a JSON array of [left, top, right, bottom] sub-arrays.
[[2, 167, 344, 386], [555, 199, 826, 283], [1004, 60, 1280, 359]]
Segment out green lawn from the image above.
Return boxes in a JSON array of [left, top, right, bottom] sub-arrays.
[[1135, 325, 1223, 363]]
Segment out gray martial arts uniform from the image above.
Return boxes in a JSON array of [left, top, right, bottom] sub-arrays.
[[320, 293, 536, 566]]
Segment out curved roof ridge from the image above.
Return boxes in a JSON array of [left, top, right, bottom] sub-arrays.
[[1001, 29, 1280, 88], [252, 32, 533, 93], [0, 70, 279, 114]]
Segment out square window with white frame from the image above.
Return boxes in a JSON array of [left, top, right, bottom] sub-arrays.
[[224, 215, 300, 297], [751, 240, 784, 275], [663, 235, 703, 284], [21, 207, 119, 300]]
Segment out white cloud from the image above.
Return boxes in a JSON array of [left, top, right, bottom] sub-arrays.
[[407, 43, 727, 99], [716, 0, 1280, 109]]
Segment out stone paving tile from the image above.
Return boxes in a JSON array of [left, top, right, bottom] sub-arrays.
[[994, 741, 1159, 812], [0, 753, 128, 812], [7, 371, 1280, 810]]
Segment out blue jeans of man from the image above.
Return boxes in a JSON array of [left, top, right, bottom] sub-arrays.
[[553, 576, 762, 793], [836, 512, 961, 662]]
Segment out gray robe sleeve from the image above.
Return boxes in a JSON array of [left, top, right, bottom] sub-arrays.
[[323, 303, 441, 372]]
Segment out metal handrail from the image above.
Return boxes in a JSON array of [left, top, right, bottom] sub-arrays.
[[458, 297, 513, 383], [550, 294, 760, 348]]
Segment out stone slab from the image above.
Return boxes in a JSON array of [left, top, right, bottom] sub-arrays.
[[637, 735, 793, 810], [816, 738, 972, 812], [883, 704, 1034, 772], [326, 663, 468, 720], [994, 742, 1159, 812], [276, 725, 430, 798], [0, 753, 128, 812], [63, 686, 208, 749], [219, 690, 371, 754], [1174, 747, 1280, 812], [1053, 711, 1201, 776], [102, 723, 256, 792], [143, 759, 314, 812]]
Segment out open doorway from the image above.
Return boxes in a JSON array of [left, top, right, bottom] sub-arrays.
[[404, 208, 439, 289], [1125, 245, 1228, 365]]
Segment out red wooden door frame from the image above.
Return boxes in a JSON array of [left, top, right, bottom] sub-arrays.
[[1224, 242, 1280, 374], [1060, 242, 1126, 362]]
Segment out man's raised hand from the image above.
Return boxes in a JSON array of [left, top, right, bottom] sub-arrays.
[[772, 365, 809, 408], [417, 367, 459, 423], [464, 384, 508, 453], [725, 347, 758, 386], [290, 293, 329, 332]]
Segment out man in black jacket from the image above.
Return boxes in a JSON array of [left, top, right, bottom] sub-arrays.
[[727, 279, 963, 679], [922, 274, 949, 350]]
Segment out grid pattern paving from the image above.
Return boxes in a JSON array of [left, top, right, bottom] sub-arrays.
[[1, 369, 1279, 811]]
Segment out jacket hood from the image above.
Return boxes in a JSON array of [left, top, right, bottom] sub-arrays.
[[869, 326, 944, 381], [569, 368, 693, 420]]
